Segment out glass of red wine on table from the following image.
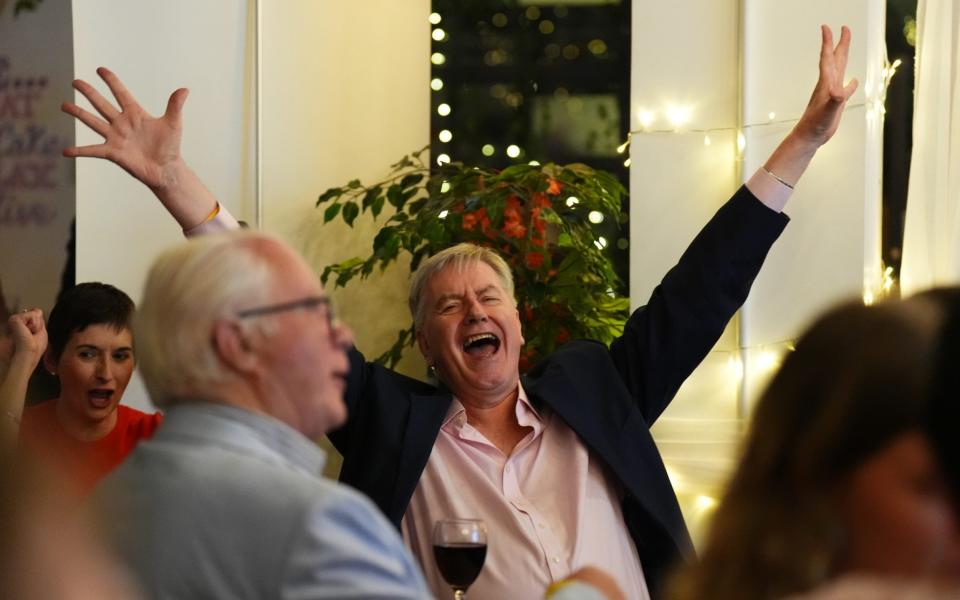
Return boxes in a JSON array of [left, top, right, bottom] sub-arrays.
[[433, 518, 488, 599]]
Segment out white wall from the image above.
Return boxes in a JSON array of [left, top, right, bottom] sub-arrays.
[[72, 1, 430, 411], [72, 0, 254, 412], [630, 0, 885, 544], [260, 0, 430, 380]]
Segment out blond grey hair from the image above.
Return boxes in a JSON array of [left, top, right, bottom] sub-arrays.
[[408, 243, 515, 329], [135, 230, 284, 408]]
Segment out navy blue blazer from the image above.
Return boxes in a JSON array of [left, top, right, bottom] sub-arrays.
[[329, 186, 788, 597]]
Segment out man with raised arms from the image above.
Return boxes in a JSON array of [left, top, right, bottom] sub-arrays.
[[64, 26, 856, 599]]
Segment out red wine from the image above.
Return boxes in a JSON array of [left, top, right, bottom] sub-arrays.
[[433, 543, 487, 591]]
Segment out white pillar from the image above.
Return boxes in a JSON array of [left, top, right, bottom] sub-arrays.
[[629, 0, 885, 545]]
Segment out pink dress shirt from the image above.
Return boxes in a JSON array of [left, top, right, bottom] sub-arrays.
[[401, 385, 651, 600]]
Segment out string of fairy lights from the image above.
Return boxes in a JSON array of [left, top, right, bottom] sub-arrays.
[[623, 56, 903, 510]]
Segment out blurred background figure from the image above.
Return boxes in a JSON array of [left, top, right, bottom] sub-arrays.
[[0, 453, 141, 599], [670, 297, 960, 600]]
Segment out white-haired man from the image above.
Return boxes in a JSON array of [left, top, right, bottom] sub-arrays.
[[93, 231, 432, 599], [68, 26, 856, 599]]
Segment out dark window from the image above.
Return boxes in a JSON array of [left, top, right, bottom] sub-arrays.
[[430, 0, 631, 292], [883, 0, 918, 295]]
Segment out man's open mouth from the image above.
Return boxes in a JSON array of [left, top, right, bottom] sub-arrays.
[[462, 333, 501, 356]]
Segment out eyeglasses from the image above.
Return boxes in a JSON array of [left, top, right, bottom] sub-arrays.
[[237, 296, 335, 327]]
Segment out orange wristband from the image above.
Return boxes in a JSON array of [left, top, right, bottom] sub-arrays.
[[189, 201, 221, 230]]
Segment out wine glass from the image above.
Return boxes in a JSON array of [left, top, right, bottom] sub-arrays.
[[432, 518, 488, 599]]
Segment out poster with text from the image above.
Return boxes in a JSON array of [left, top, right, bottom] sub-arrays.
[[0, 0, 74, 315]]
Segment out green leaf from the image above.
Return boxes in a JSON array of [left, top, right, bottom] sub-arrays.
[[373, 226, 396, 253], [391, 155, 415, 170], [400, 173, 424, 189], [335, 270, 356, 288], [342, 202, 360, 227], [361, 187, 381, 213], [316, 187, 342, 206], [387, 184, 404, 208], [347, 179, 362, 189], [407, 198, 428, 215], [371, 195, 386, 218], [323, 203, 342, 223]]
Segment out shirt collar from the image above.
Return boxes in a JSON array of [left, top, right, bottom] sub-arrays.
[[159, 403, 327, 475], [442, 383, 543, 434]]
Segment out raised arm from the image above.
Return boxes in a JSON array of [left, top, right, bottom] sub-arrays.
[[747, 25, 859, 210], [62, 67, 235, 233], [611, 26, 857, 421], [0, 310, 47, 438]]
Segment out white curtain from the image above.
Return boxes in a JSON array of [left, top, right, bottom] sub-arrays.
[[900, 0, 960, 295]]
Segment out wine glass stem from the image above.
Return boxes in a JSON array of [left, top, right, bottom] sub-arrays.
[[454, 590, 465, 600]]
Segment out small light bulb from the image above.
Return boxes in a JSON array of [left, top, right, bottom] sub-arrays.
[[506, 145, 521, 158], [665, 105, 692, 128], [637, 109, 655, 129], [436, 153, 451, 166], [588, 210, 604, 224]]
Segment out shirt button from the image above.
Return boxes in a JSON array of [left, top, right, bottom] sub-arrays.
[[505, 465, 511, 473], [552, 557, 560, 564], [538, 522, 546, 529]]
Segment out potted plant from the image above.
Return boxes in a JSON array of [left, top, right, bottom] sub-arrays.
[[316, 145, 629, 372]]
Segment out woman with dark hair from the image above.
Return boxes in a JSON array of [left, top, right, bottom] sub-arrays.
[[669, 299, 960, 600], [4, 283, 162, 495]]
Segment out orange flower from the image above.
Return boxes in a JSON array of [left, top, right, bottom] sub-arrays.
[[505, 196, 523, 217], [554, 327, 570, 345], [530, 208, 547, 234], [502, 196, 527, 239], [462, 207, 491, 232], [525, 251, 545, 269], [532, 192, 552, 209], [503, 219, 527, 239], [546, 178, 562, 195]]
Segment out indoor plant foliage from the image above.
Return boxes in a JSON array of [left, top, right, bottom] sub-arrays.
[[316, 145, 630, 371]]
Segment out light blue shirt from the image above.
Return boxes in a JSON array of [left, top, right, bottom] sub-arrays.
[[95, 403, 432, 600]]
